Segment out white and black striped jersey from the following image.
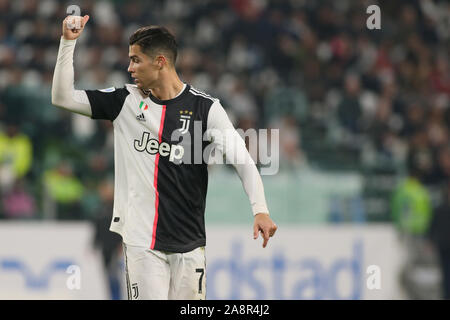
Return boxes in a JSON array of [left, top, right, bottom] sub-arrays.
[[85, 84, 269, 253]]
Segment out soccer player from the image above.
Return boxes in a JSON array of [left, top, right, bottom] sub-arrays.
[[52, 15, 277, 300]]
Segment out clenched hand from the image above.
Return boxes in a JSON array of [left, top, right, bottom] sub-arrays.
[[63, 15, 90, 41]]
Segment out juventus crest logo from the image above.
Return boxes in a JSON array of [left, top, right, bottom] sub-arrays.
[[179, 110, 192, 134], [132, 282, 139, 299]]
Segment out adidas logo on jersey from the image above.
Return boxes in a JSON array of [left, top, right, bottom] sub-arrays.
[[136, 113, 146, 121]]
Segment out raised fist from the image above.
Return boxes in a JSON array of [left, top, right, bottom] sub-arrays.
[[63, 15, 90, 40]]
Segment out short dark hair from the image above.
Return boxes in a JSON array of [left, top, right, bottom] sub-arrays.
[[129, 26, 177, 66]]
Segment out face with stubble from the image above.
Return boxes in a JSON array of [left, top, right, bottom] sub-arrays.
[[128, 44, 165, 90]]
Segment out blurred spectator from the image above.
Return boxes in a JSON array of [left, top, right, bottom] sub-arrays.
[[365, 97, 408, 166], [92, 178, 123, 300], [227, 78, 258, 123], [391, 155, 437, 299], [269, 116, 305, 169], [407, 130, 438, 185], [337, 73, 363, 135], [43, 161, 84, 220], [401, 102, 427, 138], [0, 124, 32, 190], [263, 86, 308, 125], [1, 178, 35, 219], [436, 145, 450, 181], [391, 165, 432, 236], [430, 53, 450, 94], [429, 182, 450, 299]]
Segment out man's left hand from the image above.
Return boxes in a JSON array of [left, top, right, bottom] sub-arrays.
[[253, 213, 278, 248]]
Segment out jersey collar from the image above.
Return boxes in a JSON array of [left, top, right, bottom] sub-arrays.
[[143, 84, 190, 105]]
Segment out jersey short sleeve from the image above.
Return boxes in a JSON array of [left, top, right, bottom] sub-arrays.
[[85, 87, 130, 121]]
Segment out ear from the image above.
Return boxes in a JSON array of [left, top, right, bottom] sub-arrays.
[[155, 55, 167, 69]]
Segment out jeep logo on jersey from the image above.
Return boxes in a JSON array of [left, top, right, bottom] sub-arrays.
[[179, 110, 192, 134], [134, 132, 184, 163]]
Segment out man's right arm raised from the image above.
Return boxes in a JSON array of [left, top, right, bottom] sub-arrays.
[[51, 15, 92, 117]]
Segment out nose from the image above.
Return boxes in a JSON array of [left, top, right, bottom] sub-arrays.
[[128, 61, 134, 74]]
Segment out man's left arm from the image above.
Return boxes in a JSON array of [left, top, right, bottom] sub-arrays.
[[206, 100, 278, 248]]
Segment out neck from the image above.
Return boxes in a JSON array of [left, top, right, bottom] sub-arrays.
[[149, 70, 184, 101]]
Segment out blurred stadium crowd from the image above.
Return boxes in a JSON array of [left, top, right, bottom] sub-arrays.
[[1, 0, 450, 259], [0, 0, 449, 299]]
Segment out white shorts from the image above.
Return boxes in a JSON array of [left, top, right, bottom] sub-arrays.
[[123, 243, 206, 300]]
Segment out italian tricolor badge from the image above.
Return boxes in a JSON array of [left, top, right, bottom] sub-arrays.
[[139, 101, 148, 110]]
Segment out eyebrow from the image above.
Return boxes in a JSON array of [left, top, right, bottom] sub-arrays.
[[129, 55, 139, 59]]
